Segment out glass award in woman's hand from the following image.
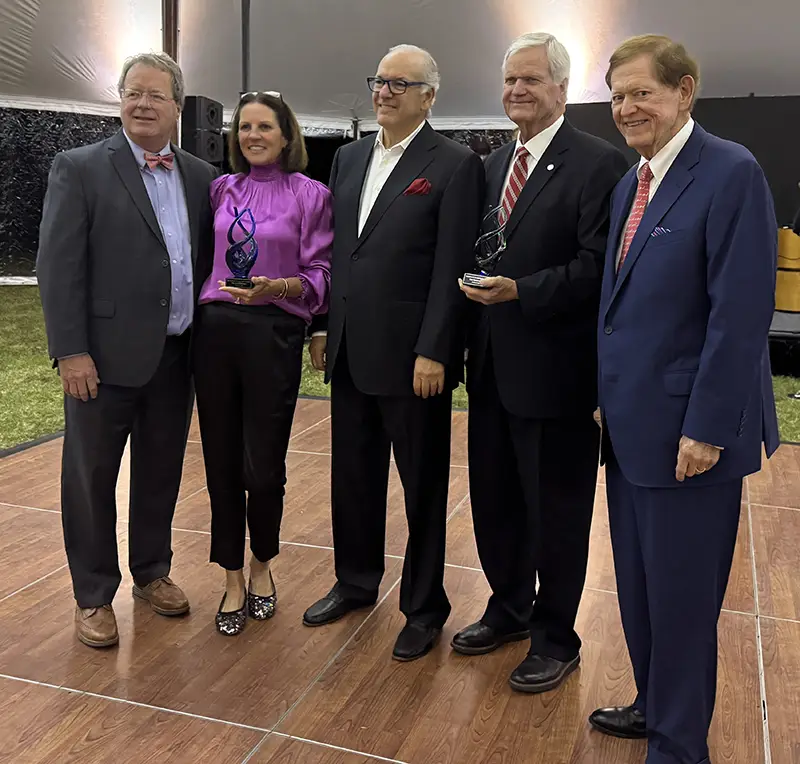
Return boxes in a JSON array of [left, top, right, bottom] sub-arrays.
[[225, 207, 259, 288], [463, 205, 508, 288]]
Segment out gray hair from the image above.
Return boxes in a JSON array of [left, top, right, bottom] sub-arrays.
[[386, 43, 440, 105], [118, 52, 185, 109], [503, 33, 570, 84]]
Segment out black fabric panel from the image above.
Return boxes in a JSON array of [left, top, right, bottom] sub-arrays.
[[566, 96, 800, 226], [0, 108, 120, 276]]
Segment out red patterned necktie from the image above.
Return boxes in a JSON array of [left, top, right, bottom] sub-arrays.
[[617, 162, 653, 272], [144, 151, 175, 170], [500, 146, 530, 223]]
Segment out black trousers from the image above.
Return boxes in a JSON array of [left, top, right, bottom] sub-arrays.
[[62, 332, 193, 608], [606, 445, 742, 764], [330, 340, 452, 628], [193, 302, 304, 571], [468, 358, 599, 661]]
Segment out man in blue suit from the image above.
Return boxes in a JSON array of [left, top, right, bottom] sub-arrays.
[[588, 35, 779, 764]]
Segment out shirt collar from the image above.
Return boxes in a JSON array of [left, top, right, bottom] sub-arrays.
[[638, 117, 695, 181], [123, 129, 173, 170], [516, 114, 565, 160], [374, 119, 427, 155]]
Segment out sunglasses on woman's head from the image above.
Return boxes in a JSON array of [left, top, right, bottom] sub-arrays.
[[239, 90, 283, 103]]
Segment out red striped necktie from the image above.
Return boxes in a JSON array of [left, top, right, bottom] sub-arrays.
[[617, 162, 653, 272], [500, 145, 530, 223]]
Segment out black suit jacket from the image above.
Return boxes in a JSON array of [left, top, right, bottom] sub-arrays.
[[314, 122, 485, 397], [466, 119, 629, 418], [36, 130, 217, 388]]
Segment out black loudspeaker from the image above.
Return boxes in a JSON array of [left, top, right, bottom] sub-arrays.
[[181, 95, 224, 165], [183, 95, 223, 132]]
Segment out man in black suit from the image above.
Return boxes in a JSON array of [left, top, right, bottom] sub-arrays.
[[454, 33, 628, 691], [37, 53, 217, 648], [303, 44, 484, 661]]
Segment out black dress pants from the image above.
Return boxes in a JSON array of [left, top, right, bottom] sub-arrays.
[[468, 358, 600, 661], [330, 340, 452, 628], [193, 302, 305, 570], [62, 332, 193, 608]]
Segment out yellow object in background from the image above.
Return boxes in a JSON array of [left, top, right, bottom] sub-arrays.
[[776, 227, 800, 313]]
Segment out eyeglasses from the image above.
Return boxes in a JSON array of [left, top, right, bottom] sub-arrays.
[[239, 90, 283, 102], [366, 77, 429, 95], [120, 89, 173, 105]]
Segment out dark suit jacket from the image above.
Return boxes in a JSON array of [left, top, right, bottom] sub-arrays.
[[313, 121, 485, 397], [36, 130, 217, 388], [466, 120, 629, 418], [598, 123, 780, 487]]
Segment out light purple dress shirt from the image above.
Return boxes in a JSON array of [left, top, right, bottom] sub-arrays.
[[123, 131, 193, 336], [198, 162, 333, 322]]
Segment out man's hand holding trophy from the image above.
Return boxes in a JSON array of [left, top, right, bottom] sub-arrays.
[[459, 205, 519, 304]]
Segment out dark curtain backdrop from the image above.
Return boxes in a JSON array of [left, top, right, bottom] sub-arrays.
[[3, 97, 799, 277], [565, 95, 800, 226], [0, 108, 121, 276]]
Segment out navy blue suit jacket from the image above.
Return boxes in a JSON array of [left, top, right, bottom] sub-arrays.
[[598, 123, 780, 488]]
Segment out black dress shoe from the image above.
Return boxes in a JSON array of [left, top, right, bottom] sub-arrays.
[[392, 622, 441, 662], [589, 705, 647, 739], [509, 653, 580, 693], [451, 621, 529, 656], [302, 589, 374, 627]]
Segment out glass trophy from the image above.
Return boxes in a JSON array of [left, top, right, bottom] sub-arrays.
[[225, 207, 259, 288], [463, 205, 508, 288]]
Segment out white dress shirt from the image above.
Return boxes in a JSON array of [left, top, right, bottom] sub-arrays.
[[499, 114, 564, 203], [358, 119, 427, 235], [615, 117, 695, 267]]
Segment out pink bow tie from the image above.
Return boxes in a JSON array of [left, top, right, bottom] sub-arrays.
[[144, 151, 174, 170]]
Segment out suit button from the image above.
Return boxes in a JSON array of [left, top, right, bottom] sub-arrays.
[[160, 298, 168, 307], [351, 253, 359, 261], [604, 326, 613, 335], [162, 258, 169, 267]]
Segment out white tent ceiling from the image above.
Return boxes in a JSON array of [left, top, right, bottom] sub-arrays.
[[1, 0, 799, 132]]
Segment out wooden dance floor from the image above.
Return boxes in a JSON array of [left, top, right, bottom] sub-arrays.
[[0, 398, 797, 763]]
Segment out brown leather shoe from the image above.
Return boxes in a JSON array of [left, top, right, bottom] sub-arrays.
[[132, 576, 189, 616], [75, 604, 119, 648]]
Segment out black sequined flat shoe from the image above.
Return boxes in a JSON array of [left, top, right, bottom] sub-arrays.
[[215, 592, 247, 636], [247, 569, 277, 621]]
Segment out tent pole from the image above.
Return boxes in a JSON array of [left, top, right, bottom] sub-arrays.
[[241, 0, 250, 94], [162, 0, 179, 61], [162, 0, 179, 143]]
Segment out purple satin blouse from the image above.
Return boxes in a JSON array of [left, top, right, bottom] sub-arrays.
[[198, 162, 333, 322]]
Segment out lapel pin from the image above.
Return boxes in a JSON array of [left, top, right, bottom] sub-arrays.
[[546, 164, 554, 171]]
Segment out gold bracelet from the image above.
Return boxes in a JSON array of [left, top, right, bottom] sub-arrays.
[[276, 278, 289, 300]]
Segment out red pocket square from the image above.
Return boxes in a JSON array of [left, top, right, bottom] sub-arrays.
[[404, 178, 431, 195]]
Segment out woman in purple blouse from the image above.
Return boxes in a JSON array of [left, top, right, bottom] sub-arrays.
[[193, 91, 332, 636]]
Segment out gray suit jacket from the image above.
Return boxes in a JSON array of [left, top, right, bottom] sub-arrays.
[[36, 129, 217, 387]]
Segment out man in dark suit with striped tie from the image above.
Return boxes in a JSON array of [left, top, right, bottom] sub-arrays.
[[454, 32, 628, 693]]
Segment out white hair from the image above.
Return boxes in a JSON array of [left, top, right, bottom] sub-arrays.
[[502, 33, 570, 84], [386, 43, 440, 106]]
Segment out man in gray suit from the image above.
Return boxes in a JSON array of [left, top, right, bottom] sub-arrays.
[[37, 52, 217, 648]]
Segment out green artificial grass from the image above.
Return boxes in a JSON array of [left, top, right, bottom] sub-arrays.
[[2, 285, 799, 450], [0, 286, 65, 450]]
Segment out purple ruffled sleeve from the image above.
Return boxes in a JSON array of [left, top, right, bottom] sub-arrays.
[[296, 180, 333, 316]]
